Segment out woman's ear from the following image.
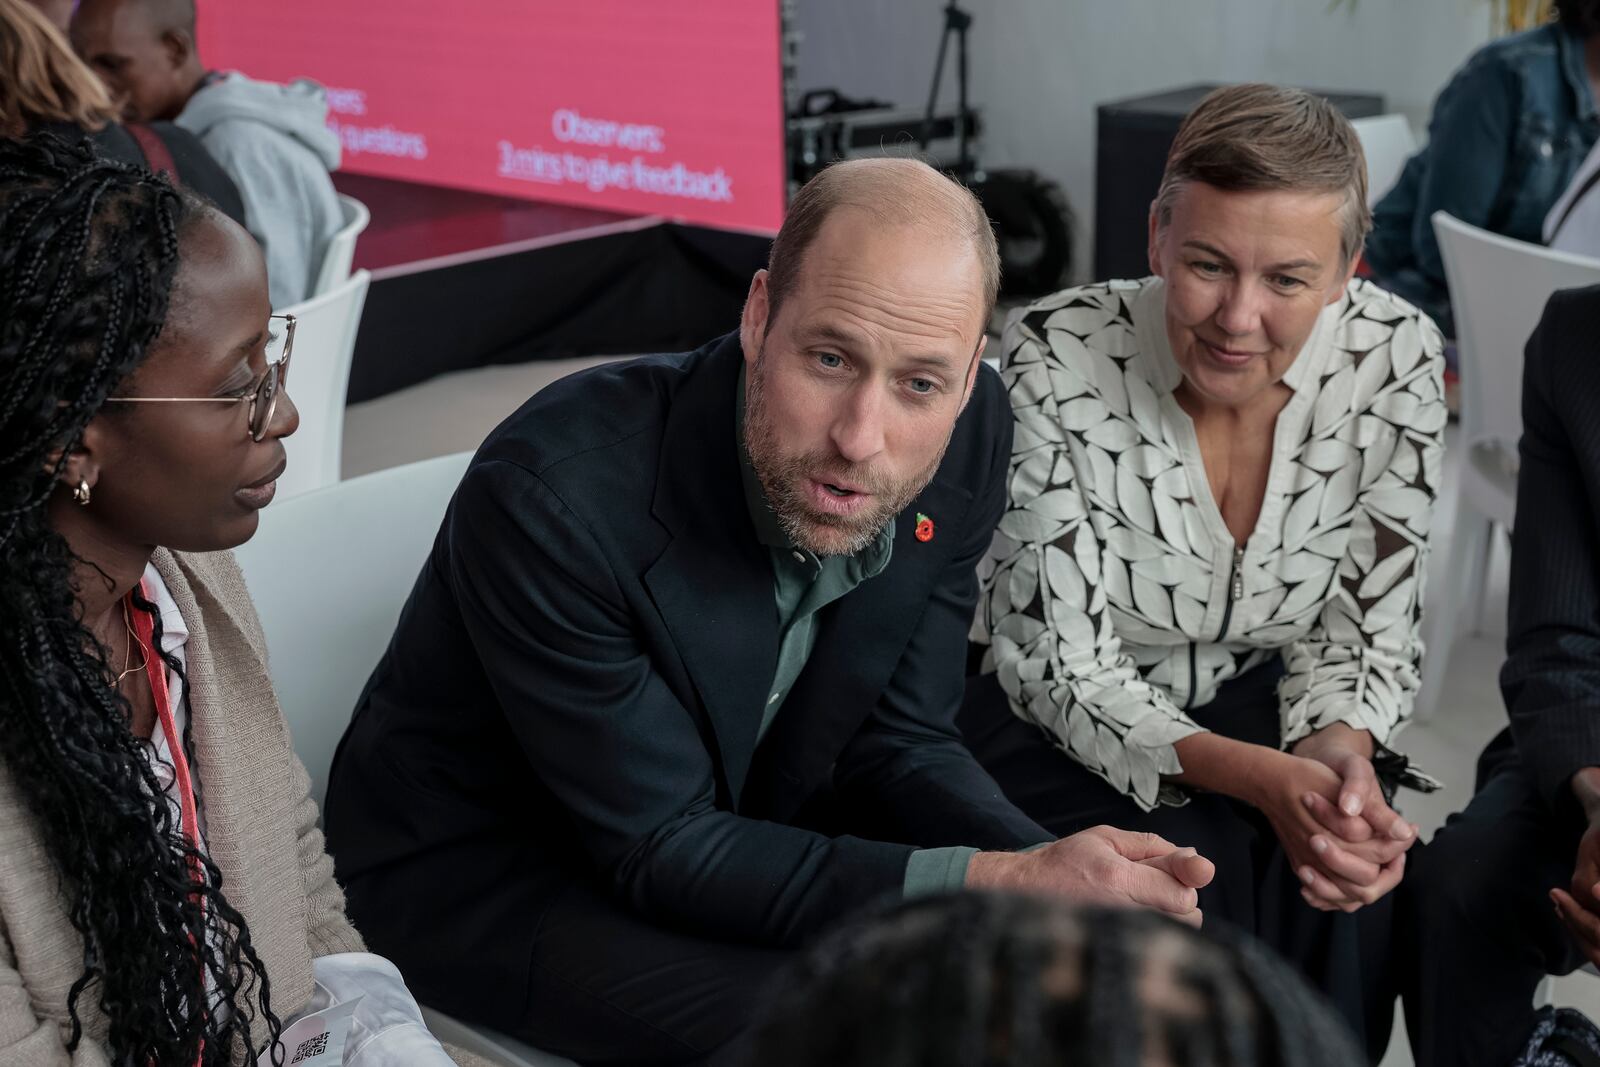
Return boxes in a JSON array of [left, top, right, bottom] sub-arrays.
[[51, 421, 107, 498], [1329, 250, 1362, 305], [1147, 204, 1165, 278]]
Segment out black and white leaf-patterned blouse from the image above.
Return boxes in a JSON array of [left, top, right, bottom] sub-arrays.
[[973, 277, 1446, 811]]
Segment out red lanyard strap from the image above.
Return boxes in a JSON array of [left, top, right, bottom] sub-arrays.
[[128, 582, 208, 1067], [129, 582, 203, 876]]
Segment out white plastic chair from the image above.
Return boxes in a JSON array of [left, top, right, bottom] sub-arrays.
[[1351, 114, 1417, 206], [233, 451, 578, 1067], [274, 269, 370, 500], [1417, 213, 1600, 718], [312, 194, 370, 298], [233, 451, 468, 805]]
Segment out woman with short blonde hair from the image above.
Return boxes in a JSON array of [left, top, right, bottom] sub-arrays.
[[963, 83, 1445, 1054]]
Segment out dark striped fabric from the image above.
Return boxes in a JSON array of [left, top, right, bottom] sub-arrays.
[[1501, 283, 1600, 810]]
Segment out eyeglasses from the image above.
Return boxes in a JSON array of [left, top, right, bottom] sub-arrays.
[[103, 314, 295, 442]]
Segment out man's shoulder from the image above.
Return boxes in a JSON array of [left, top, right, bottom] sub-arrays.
[[1480, 22, 1565, 64], [935, 356, 1010, 493], [1540, 281, 1600, 323], [190, 117, 330, 194], [1459, 22, 1563, 83], [180, 76, 340, 173], [960, 357, 1008, 437], [194, 114, 316, 158], [1530, 283, 1600, 376], [473, 343, 717, 492]]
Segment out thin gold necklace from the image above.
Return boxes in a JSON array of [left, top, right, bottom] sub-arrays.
[[114, 594, 148, 683]]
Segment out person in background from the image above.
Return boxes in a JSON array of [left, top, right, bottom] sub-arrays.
[[1544, 134, 1600, 253], [0, 0, 244, 225], [22, 0, 69, 31], [1363, 0, 1600, 336], [323, 157, 1214, 1066], [0, 133, 483, 1067], [960, 83, 1444, 1056], [1395, 283, 1600, 1067], [71, 0, 343, 308], [732, 892, 1365, 1067]]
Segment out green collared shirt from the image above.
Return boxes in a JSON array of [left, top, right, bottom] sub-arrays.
[[736, 370, 976, 897], [736, 435, 893, 738]]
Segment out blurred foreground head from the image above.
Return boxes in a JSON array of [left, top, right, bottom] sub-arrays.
[[734, 892, 1364, 1067]]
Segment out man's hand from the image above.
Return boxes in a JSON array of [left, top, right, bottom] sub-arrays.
[[966, 826, 1214, 927], [1553, 768, 1600, 965]]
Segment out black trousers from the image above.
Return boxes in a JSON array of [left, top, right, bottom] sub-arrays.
[[500, 881, 792, 1066], [1394, 728, 1586, 1067], [956, 664, 1393, 1060]]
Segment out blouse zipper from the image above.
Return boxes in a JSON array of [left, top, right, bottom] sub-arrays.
[[1185, 546, 1244, 710], [1184, 642, 1198, 710], [1216, 544, 1245, 641]]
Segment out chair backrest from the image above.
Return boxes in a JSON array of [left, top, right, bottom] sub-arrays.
[[311, 194, 371, 299], [1351, 114, 1417, 206], [1433, 211, 1600, 457], [231, 451, 473, 807], [273, 269, 370, 499]]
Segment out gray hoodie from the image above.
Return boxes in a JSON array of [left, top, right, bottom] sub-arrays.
[[176, 73, 344, 309]]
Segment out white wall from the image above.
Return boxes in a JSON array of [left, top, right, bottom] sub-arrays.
[[790, 0, 1493, 279]]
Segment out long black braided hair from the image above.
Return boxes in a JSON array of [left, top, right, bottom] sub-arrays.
[[0, 132, 283, 1064], [734, 892, 1366, 1067]]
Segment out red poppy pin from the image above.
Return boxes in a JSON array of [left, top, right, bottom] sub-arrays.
[[914, 512, 934, 543]]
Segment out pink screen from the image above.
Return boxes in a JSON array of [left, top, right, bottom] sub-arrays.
[[194, 0, 787, 233]]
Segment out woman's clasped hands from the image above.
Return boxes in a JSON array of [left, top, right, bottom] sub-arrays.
[[1256, 723, 1419, 913]]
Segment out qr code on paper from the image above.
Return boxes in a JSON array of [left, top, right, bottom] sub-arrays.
[[291, 1030, 329, 1064]]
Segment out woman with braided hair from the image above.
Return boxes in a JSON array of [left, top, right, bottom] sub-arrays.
[[734, 892, 1365, 1067], [0, 133, 482, 1066]]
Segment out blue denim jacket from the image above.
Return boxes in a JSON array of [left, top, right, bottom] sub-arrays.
[[1364, 23, 1599, 334]]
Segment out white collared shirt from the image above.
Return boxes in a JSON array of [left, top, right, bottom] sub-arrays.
[[141, 562, 197, 839]]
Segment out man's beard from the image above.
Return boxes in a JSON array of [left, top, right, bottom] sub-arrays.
[[743, 361, 951, 557]]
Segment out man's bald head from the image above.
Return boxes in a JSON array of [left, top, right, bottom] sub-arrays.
[[75, 0, 193, 35], [71, 0, 202, 121], [764, 158, 1000, 339]]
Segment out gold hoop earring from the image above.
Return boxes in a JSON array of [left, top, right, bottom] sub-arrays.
[[72, 479, 91, 506]]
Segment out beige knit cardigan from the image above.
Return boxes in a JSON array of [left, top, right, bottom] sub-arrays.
[[0, 549, 497, 1066]]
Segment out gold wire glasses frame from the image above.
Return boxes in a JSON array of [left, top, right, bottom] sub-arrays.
[[102, 314, 295, 443]]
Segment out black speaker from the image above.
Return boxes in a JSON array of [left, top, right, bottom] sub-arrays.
[[1093, 83, 1385, 282], [970, 168, 1076, 298]]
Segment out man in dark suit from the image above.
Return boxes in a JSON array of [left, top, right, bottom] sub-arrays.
[[1399, 284, 1600, 1066], [323, 158, 1214, 1065]]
